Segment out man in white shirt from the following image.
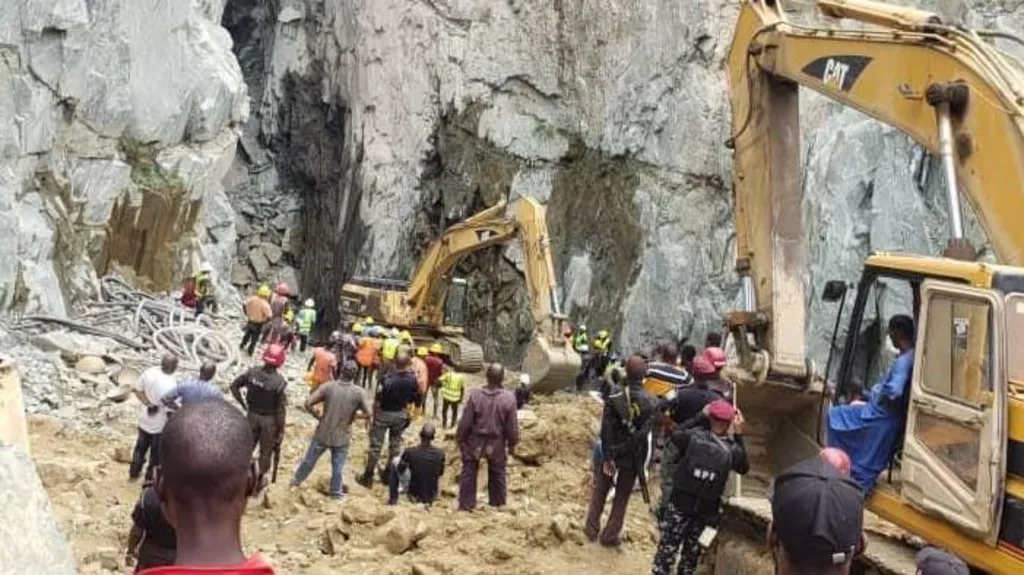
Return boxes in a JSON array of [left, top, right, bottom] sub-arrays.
[[130, 354, 179, 481]]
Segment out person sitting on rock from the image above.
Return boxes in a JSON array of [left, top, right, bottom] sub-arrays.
[[388, 423, 445, 506], [138, 400, 275, 574]]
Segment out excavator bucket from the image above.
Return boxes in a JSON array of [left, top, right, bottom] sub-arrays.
[[522, 335, 581, 394]]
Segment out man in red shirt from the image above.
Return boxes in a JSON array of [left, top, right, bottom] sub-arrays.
[[139, 399, 275, 574], [423, 344, 446, 417]]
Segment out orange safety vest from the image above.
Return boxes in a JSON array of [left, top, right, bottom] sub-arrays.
[[356, 337, 381, 368]]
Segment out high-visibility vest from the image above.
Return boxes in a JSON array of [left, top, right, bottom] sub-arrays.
[[296, 308, 316, 334], [194, 273, 212, 297], [574, 332, 590, 352], [593, 334, 610, 353], [381, 338, 400, 361], [356, 337, 380, 367], [440, 372, 464, 403]]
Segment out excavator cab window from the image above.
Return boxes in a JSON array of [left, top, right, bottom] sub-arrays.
[[444, 278, 469, 327], [833, 272, 917, 400]]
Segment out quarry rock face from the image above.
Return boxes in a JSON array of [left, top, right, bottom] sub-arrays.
[[5, 0, 1021, 365], [0, 0, 246, 316], [220, 0, 1012, 364]]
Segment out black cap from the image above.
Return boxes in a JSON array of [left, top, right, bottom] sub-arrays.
[[915, 547, 969, 575], [771, 456, 865, 568]]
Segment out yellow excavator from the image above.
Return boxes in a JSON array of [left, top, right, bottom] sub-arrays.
[[726, 0, 1024, 570], [340, 196, 580, 392]]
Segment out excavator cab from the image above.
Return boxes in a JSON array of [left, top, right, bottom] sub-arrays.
[[442, 277, 469, 328], [818, 255, 1022, 572]]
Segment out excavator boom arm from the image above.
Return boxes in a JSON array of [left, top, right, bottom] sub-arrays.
[[406, 197, 562, 328], [728, 0, 1024, 377]]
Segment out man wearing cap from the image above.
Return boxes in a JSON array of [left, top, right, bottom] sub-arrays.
[[411, 347, 430, 417], [652, 399, 749, 575], [768, 456, 865, 575], [915, 547, 969, 575], [424, 344, 446, 417], [240, 286, 272, 357], [656, 356, 725, 519], [702, 347, 733, 401], [230, 344, 289, 480], [586, 356, 660, 547], [827, 315, 916, 492]]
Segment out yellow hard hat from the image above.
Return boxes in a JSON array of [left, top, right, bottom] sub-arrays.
[[429, 343, 444, 354], [352, 322, 364, 334], [416, 347, 428, 357], [599, 329, 609, 337], [399, 330, 413, 343], [257, 284, 271, 298], [363, 316, 375, 325]]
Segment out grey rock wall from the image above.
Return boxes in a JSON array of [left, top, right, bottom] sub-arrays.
[[0, 0, 246, 317], [216, 0, 1018, 365]]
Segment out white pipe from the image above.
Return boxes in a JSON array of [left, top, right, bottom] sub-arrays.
[[936, 104, 965, 240]]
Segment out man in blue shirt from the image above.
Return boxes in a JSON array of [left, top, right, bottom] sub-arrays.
[[162, 362, 222, 409], [828, 314, 916, 492]]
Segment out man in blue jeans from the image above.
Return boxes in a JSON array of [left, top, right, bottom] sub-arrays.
[[291, 363, 371, 498]]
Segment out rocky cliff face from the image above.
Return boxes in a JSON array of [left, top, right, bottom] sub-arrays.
[[0, 0, 247, 316], [5, 0, 1021, 367]]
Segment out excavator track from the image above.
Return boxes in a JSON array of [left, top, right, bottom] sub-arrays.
[[442, 336, 484, 372]]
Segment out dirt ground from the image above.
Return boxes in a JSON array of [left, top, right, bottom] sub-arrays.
[[29, 361, 662, 574]]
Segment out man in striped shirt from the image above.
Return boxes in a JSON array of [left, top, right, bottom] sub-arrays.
[[646, 344, 692, 390]]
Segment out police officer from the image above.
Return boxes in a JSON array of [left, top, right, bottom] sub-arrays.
[[652, 399, 749, 575], [229, 344, 289, 483]]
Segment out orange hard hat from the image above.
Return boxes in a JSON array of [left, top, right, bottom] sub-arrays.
[[262, 344, 286, 367], [275, 282, 290, 296]]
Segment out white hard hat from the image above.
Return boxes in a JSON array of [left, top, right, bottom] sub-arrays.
[[304, 298, 314, 307], [199, 262, 214, 273], [519, 373, 530, 386]]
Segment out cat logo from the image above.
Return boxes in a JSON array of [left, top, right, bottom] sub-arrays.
[[822, 59, 850, 91], [801, 55, 873, 93]]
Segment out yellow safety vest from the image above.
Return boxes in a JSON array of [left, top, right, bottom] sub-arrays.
[[574, 332, 590, 352], [593, 335, 610, 353], [381, 338, 399, 361], [440, 372, 464, 403], [296, 308, 316, 334]]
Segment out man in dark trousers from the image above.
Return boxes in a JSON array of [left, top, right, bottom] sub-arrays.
[[652, 400, 749, 575], [356, 351, 419, 488], [768, 456, 865, 575], [585, 355, 658, 547], [125, 482, 176, 571], [230, 344, 288, 483], [657, 356, 728, 517], [388, 422, 446, 506], [456, 363, 519, 511], [141, 400, 275, 574]]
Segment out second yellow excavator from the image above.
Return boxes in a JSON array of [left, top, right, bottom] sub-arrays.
[[725, 0, 1024, 570], [340, 196, 580, 393]]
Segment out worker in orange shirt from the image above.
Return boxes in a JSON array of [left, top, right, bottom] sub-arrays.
[[355, 327, 382, 390]]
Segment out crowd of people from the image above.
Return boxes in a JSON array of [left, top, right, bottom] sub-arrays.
[[123, 283, 965, 574]]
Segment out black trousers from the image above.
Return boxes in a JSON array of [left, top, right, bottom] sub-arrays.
[[442, 399, 460, 429], [240, 321, 265, 356], [130, 428, 161, 481], [299, 334, 310, 352]]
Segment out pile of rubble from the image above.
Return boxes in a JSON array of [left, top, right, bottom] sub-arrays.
[[230, 193, 303, 296]]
